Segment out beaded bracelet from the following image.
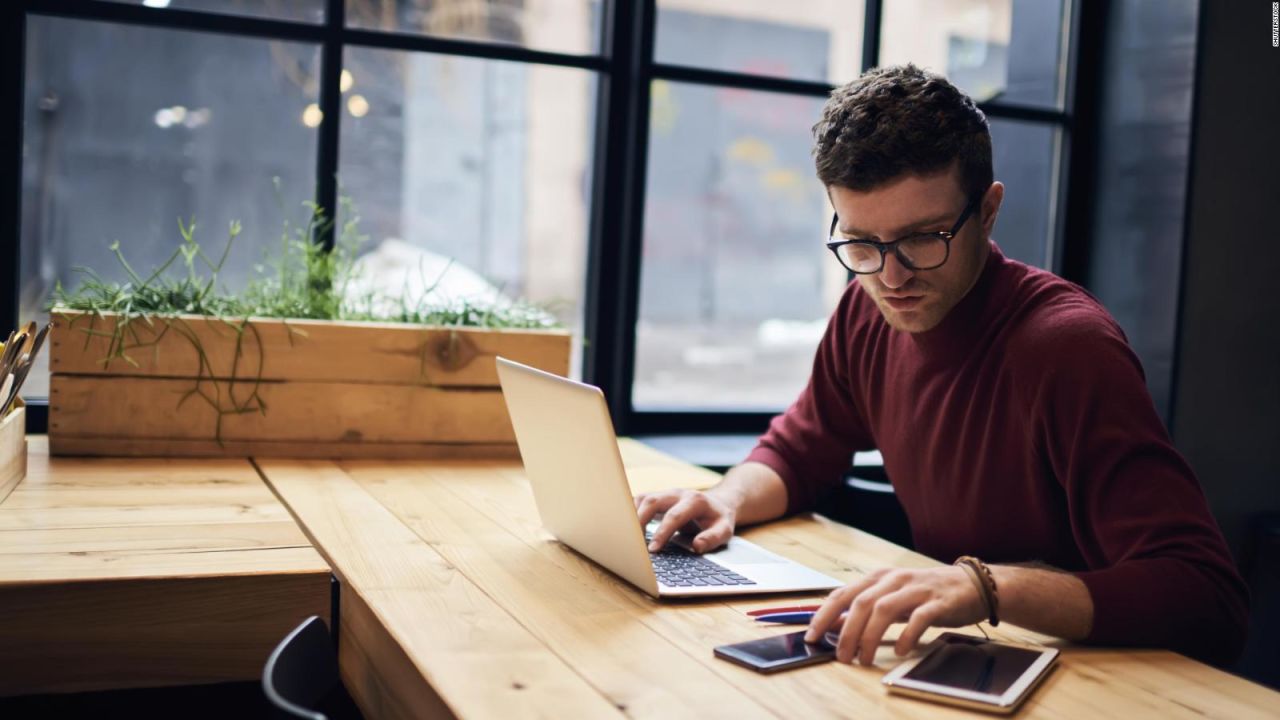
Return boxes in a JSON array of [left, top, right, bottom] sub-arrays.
[[954, 555, 1000, 627]]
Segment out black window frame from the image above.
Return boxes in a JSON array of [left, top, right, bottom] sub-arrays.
[[2, 0, 1096, 438]]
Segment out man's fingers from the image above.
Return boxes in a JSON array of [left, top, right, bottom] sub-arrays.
[[647, 495, 702, 551], [804, 572, 881, 643], [804, 587, 852, 644], [833, 577, 901, 663], [636, 492, 679, 528], [857, 588, 925, 665], [691, 517, 732, 553], [834, 595, 870, 663], [894, 602, 943, 657]]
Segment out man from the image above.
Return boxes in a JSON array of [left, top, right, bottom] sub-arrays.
[[636, 64, 1247, 667]]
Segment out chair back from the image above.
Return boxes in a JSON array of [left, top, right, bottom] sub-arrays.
[[262, 616, 339, 720]]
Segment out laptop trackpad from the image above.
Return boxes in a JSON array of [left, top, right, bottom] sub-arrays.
[[705, 538, 786, 565]]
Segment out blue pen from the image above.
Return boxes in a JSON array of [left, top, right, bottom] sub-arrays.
[[754, 610, 850, 626], [753, 611, 818, 624]]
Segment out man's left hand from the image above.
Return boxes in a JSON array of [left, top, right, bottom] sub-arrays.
[[804, 566, 987, 665]]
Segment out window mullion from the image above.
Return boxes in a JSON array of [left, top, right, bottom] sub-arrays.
[[583, 0, 656, 434], [313, 0, 344, 251]]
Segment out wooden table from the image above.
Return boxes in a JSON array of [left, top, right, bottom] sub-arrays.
[[258, 440, 1280, 719], [0, 438, 332, 696]]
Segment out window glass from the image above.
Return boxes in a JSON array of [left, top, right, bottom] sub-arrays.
[[19, 17, 320, 399], [345, 0, 600, 56], [655, 0, 865, 84], [988, 119, 1059, 269], [338, 47, 595, 375], [1085, 0, 1200, 420], [633, 82, 838, 411], [880, 0, 1067, 108]]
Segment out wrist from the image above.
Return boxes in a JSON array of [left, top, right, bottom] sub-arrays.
[[705, 485, 743, 524], [954, 556, 1000, 626], [717, 461, 789, 525], [953, 564, 988, 619]]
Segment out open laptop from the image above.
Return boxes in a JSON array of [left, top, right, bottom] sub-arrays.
[[496, 356, 843, 598]]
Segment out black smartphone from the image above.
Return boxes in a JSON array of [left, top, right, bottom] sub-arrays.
[[714, 630, 837, 673]]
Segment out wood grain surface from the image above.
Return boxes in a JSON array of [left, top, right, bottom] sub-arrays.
[[0, 438, 332, 695], [47, 312, 570, 457], [258, 457, 624, 720], [50, 376, 515, 444], [50, 312, 571, 386], [259, 439, 1280, 719]]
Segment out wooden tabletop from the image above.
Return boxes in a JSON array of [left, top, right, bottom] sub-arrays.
[[258, 440, 1280, 720], [0, 438, 332, 695]]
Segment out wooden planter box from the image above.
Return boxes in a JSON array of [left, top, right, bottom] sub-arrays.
[[48, 312, 571, 458], [0, 403, 25, 503]]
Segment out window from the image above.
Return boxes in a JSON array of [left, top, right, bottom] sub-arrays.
[[339, 47, 594, 371], [6, 0, 1082, 437], [988, 119, 1060, 268], [654, 1, 865, 83], [634, 83, 835, 410], [9, 0, 603, 412], [19, 15, 320, 398], [345, 0, 600, 55], [879, 0, 1068, 108], [1080, 0, 1200, 420], [878, 0, 1071, 269], [625, 0, 1072, 423]]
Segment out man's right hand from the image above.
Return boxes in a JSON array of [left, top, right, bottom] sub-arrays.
[[635, 489, 737, 554]]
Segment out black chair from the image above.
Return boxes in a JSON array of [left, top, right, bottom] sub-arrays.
[[821, 462, 915, 551], [262, 616, 362, 720], [1238, 514, 1280, 690]]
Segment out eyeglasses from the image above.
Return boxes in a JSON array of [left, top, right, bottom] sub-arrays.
[[825, 194, 982, 274]]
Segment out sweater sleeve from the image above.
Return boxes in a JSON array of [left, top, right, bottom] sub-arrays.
[[1029, 308, 1248, 666], [745, 287, 877, 515]]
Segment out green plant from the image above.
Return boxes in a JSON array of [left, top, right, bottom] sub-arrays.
[[50, 217, 270, 441], [52, 197, 561, 328]]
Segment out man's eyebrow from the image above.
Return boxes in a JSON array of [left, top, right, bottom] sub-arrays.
[[838, 212, 956, 238]]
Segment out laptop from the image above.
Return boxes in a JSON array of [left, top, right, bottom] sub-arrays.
[[496, 356, 843, 598]]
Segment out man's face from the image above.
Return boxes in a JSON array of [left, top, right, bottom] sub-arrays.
[[829, 167, 1002, 333]]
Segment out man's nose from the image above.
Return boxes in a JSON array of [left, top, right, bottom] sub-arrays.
[[879, 251, 915, 289]]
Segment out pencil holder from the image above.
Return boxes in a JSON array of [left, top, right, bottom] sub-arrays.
[[0, 400, 26, 505]]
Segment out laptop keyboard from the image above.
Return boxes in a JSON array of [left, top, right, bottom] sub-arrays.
[[646, 535, 756, 588]]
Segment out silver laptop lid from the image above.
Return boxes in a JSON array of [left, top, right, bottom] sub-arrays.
[[495, 357, 659, 595]]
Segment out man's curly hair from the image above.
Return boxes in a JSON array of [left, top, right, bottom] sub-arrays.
[[812, 64, 992, 199]]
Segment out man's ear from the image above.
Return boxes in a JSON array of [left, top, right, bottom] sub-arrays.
[[981, 182, 1005, 237]]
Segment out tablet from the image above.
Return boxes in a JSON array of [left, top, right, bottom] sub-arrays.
[[881, 632, 1059, 714]]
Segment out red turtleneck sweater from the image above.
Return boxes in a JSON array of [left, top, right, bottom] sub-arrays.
[[746, 243, 1247, 665]]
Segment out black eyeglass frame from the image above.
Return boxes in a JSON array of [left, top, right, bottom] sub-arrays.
[[826, 193, 984, 274]]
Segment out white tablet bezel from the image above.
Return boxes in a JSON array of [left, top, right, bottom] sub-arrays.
[[881, 632, 1060, 709]]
